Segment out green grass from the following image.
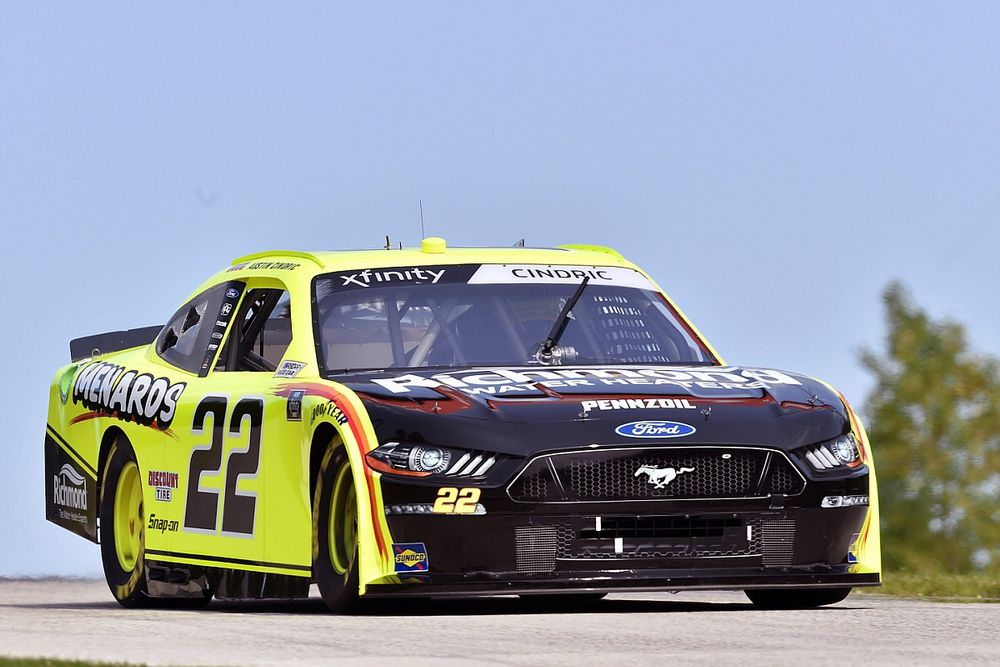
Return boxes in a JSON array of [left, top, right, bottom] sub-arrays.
[[0, 659, 144, 667], [860, 570, 1000, 602]]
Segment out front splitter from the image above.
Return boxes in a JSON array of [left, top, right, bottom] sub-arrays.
[[364, 570, 880, 598]]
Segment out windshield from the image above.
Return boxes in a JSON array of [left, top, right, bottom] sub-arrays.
[[313, 263, 715, 373]]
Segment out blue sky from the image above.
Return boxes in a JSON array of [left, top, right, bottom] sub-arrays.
[[1, 2, 997, 575]]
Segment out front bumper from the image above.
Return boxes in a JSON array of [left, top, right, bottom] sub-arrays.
[[372, 468, 875, 597]]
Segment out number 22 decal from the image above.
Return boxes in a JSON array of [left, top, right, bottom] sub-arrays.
[[184, 395, 264, 536], [433, 487, 482, 514]]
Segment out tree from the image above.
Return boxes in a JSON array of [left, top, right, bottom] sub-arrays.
[[861, 282, 1000, 573]]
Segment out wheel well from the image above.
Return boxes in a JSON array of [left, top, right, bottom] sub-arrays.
[[97, 426, 126, 490], [310, 423, 338, 504]]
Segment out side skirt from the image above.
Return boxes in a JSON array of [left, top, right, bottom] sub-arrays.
[[146, 559, 311, 600]]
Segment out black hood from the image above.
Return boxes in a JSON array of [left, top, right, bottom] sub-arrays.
[[336, 365, 849, 457]]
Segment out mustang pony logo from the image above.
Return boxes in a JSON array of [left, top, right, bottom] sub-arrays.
[[634, 465, 695, 489]]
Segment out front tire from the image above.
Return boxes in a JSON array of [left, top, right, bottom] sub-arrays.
[[313, 443, 361, 612], [745, 587, 851, 609], [99, 437, 151, 607]]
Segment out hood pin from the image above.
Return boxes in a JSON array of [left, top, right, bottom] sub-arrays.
[[700, 406, 712, 421]]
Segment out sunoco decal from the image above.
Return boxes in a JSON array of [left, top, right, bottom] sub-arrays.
[[615, 420, 697, 439], [71, 361, 186, 429], [370, 366, 802, 395], [393, 542, 429, 572]]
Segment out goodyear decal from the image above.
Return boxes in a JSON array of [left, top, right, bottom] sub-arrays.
[[393, 542, 429, 573]]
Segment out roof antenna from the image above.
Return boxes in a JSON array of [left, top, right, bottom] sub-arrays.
[[384, 235, 391, 250], [419, 199, 426, 239], [513, 238, 525, 247]]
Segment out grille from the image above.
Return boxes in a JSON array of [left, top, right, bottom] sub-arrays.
[[580, 516, 741, 539], [762, 518, 796, 567], [518, 467, 554, 500], [515, 525, 559, 572], [763, 456, 805, 495], [508, 447, 805, 503], [558, 448, 762, 501], [547, 517, 764, 560]]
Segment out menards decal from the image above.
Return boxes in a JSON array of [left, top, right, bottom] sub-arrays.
[[71, 361, 186, 429], [370, 367, 802, 395]]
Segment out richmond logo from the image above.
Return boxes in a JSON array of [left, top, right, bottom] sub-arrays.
[[53, 464, 88, 510]]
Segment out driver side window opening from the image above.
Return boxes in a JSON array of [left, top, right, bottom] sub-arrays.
[[156, 282, 239, 375], [216, 289, 292, 372]]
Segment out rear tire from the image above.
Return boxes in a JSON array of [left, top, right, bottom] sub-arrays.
[[99, 436, 213, 609], [745, 587, 851, 609], [313, 443, 361, 613], [99, 437, 151, 608]]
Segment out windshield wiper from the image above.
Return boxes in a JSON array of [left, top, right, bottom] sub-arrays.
[[533, 277, 589, 364]]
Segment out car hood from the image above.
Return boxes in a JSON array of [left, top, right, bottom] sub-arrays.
[[336, 365, 850, 456]]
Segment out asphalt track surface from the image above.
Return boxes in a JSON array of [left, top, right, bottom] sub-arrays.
[[1, 579, 998, 666]]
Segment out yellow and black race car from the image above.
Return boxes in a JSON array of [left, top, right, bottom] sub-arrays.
[[44, 239, 880, 610]]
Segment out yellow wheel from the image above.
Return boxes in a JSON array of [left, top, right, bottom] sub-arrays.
[[100, 437, 150, 607], [113, 461, 143, 572], [329, 461, 358, 576], [100, 436, 213, 608], [313, 442, 361, 612]]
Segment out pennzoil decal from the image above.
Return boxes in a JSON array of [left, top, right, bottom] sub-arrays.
[[71, 361, 186, 429]]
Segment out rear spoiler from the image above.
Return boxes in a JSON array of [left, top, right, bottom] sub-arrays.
[[70, 325, 163, 362]]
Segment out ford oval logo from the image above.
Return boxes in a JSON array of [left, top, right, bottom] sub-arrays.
[[615, 420, 697, 439]]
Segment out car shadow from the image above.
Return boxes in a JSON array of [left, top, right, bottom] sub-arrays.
[[2, 594, 872, 616]]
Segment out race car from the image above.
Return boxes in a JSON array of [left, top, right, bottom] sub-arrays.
[[44, 238, 880, 610]]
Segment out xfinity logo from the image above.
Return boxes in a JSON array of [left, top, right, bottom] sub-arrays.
[[616, 420, 697, 439], [53, 464, 87, 510], [340, 267, 445, 288]]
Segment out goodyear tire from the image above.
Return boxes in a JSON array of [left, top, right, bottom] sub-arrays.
[[99, 437, 152, 607], [745, 587, 851, 609], [313, 443, 361, 612]]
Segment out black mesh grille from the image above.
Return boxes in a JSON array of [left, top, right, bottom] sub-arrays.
[[515, 525, 559, 572], [558, 448, 763, 501], [763, 455, 805, 495], [515, 463, 560, 501], [762, 518, 796, 567], [508, 448, 804, 503]]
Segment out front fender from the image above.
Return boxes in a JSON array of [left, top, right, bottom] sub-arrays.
[[285, 381, 396, 595]]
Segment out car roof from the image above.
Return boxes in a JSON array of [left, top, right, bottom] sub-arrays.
[[224, 240, 638, 276]]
